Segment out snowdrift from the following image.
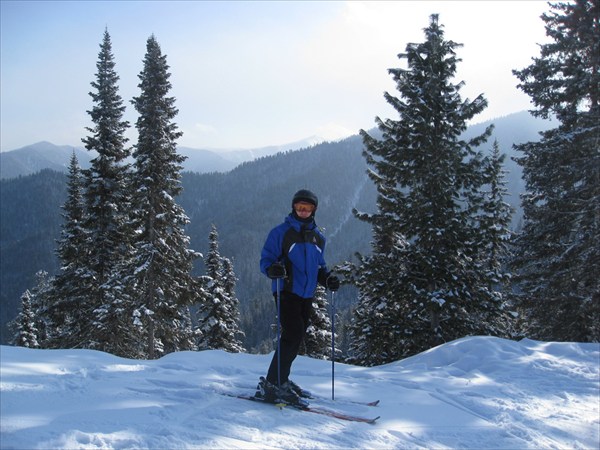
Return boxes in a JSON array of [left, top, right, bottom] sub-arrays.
[[1, 336, 598, 449]]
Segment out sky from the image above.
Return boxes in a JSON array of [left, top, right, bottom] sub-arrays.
[[2, 336, 598, 448], [0, 1, 551, 152]]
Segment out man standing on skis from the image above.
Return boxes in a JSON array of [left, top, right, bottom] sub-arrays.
[[256, 189, 340, 405]]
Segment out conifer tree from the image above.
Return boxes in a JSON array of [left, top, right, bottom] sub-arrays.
[[196, 225, 245, 352], [27, 271, 52, 347], [512, 0, 600, 342], [130, 35, 199, 358], [347, 236, 409, 365], [349, 15, 510, 364], [80, 29, 136, 355], [11, 290, 40, 349], [479, 140, 514, 283], [475, 140, 516, 337], [222, 257, 244, 351], [301, 286, 335, 360], [45, 152, 90, 348]]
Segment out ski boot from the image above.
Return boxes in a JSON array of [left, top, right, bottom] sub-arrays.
[[286, 379, 312, 399], [255, 377, 308, 407]]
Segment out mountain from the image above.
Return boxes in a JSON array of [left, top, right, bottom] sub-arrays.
[[177, 147, 238, 173], [2, 337, 598, 449], [0, 141, 92, 179], [464, 110, 558, 226], [0, 111, 557, 347], [0, 136, 332, 180], [0, 136, 375, 348], [211, 135, 330, 164]]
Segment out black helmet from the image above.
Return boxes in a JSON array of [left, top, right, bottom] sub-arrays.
[[292, 189, 318, 208]]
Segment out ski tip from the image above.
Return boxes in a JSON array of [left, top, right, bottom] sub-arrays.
[[367, 400, 380, 407]]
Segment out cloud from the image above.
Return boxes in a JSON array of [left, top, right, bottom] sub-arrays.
[[315, 123, 357, 142], [176, 122, 219, 149]]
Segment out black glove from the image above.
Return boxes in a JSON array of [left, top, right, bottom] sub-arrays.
[[326, 275, 340, 291], [266, 262, 286, 279]]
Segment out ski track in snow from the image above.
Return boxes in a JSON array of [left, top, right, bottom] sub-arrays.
[[327, 176, 367, 242], [1, 336, 598, 449]]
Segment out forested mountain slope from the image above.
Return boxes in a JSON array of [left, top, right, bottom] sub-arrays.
[[0, 111, 555, 346]]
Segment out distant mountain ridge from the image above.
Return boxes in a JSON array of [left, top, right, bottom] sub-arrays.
[[0, 142, 93, 179], [0, 136, 331, 179]]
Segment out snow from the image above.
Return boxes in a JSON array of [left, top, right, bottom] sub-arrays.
[[1, 336, 598, 449]]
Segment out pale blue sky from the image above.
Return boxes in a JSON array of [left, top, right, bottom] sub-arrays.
[[1, 1, 549, 152]]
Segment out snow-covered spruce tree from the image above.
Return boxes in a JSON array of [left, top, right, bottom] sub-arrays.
[[511, 0, 600, 342], [78, 29, 139, 356], [222, 257, 245, 351], [196, 224, 245, 352], [25, 271, 53, 347], [479, 140, 514, 283], [349, 15, 511, 364], [11, 290, 40, 349], [474, 140, 516, 337], [347, 231, 411, 365], [44, 152, 91, 348], [130, 35, 199, 359], [301, 285, 336, 360]]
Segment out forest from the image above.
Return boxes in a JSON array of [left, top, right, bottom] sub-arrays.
[[0, 112, 553, 352], [2, 1, 598, 362]]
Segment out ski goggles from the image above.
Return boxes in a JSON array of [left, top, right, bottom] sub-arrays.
[[294, 202, 315, 213]]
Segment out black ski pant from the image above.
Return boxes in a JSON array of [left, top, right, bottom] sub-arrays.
[[266, 291, 313, 386]]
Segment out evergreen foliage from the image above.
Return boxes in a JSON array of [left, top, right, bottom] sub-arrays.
[[129, 35, 200, 359], [5, 7, 595, 359], [479, 140, 514, 283], [196, 225, 245, 352], [511, 0, 600, 342], [1, 113, 548, 350], [349, 15, 513, 364], [78, 29, 137, 356], [11, 290, 40, 349], [45, 153, 90, 348], [301, 286, 335, 360], [15, 271, 52, 348], [1, 169, 65, 344]]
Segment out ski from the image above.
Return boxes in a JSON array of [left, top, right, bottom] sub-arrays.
[[315, 396, 380, 408], [220, 392, 380, 424], [230, 383, 380, 407]]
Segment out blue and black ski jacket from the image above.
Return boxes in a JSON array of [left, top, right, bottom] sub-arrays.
[[260, 214, 328, 299]]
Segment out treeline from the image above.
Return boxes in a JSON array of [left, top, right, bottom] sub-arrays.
[[7, 1, 599, 363], [342, 4, 598, 364], [10, 31, 248, 359]]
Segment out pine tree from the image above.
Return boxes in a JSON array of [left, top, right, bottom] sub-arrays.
[[512, 0, 600, 342], [222, 257, 244, 352], [475, 140, 516, 337], [349, 15, 511, 364], [27, 271, 52, 347], [45, 152, 91, 348], [479, 140, 514, 283], [196, 225, 245, 353], [11, 290, 40, 349], [80, 29, 137, 356], [301, 286, 335, 360], [130, 35, 199, 358], [347, 238, 409, 365]]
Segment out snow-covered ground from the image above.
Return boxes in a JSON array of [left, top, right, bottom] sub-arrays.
[[1, 336, 598, 449]]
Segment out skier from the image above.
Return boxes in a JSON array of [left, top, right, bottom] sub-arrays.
[[256, 189, 340, 405]]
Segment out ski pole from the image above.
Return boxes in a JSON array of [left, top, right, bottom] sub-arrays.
[[276, 277, 281, 390], [331, 289, 336, 401]]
